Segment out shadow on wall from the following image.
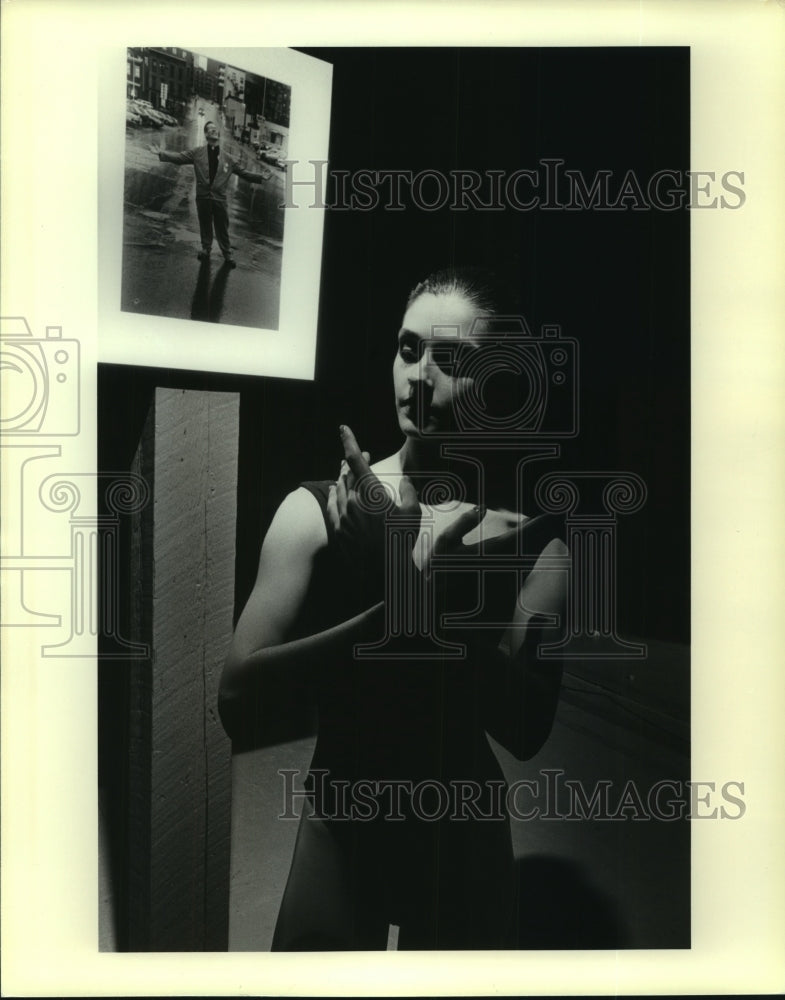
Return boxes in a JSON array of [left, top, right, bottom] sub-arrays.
[[514, 854, 628, 949]]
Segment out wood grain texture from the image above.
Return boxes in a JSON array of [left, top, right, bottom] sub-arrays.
[[128, 388, 238, 950]]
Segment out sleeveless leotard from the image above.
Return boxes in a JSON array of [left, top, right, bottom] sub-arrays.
[[292, 481, 516, 941]]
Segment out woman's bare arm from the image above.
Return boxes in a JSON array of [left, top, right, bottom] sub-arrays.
[[218, 487, 384, 744], [481, 537, 569, 761], [225, 487, 327, 662]]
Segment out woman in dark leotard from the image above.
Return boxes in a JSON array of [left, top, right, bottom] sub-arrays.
[[218, 267, 568, 950]]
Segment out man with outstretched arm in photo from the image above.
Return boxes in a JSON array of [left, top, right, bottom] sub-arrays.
[[150, 120, 271, 268]]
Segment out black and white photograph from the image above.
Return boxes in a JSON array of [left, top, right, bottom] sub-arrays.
[[98, 45, 332, 380], [2, 2, 784, 996], [122, 48, 290, 330], [97, 44, 692, 954]]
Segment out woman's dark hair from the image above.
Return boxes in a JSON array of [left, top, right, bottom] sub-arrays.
[[406, 264, 524, 317]]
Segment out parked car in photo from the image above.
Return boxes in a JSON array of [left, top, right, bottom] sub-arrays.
[[126, 106, 142, 126], [148, 108, 170, 126], [133, 99, 174, 127], [258, 144, 286, 166], [129, 101, 162, 127]]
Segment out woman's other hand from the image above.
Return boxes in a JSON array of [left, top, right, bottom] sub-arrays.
[[424, 508, 566, 651]]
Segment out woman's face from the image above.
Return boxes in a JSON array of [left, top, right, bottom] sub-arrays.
[[393, 290, 485, 438]]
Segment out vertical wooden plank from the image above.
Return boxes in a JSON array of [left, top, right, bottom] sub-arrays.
[[201, 392, 237, 949], [127, 387, 237, 950]]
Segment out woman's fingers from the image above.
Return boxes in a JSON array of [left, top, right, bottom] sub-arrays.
[[335, 430, 381, 525], [339, 425, 367, 471], [433, 505, 486, 555], [463, 513, 566, 558], [343, 453, 371, 493], [462, 523, 518, 558], [340, 425, 376, 499], [326, 483, 340, 532], [335, 464, 349, 517], [510, 513, 565, 555]]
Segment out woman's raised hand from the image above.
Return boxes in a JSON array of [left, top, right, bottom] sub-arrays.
[[326, 426, 421, 603]]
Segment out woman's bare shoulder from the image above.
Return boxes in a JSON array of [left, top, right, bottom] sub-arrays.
[[265, 486, 329, 556], [234, 487, 330, 650]]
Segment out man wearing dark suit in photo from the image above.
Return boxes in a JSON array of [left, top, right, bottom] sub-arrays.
[[149, 121, 271, 268]]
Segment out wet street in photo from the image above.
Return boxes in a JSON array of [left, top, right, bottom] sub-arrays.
[[121, 98, 285, 330]]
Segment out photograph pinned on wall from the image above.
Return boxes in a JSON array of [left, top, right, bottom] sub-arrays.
[[98, 47, 333, 380]]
